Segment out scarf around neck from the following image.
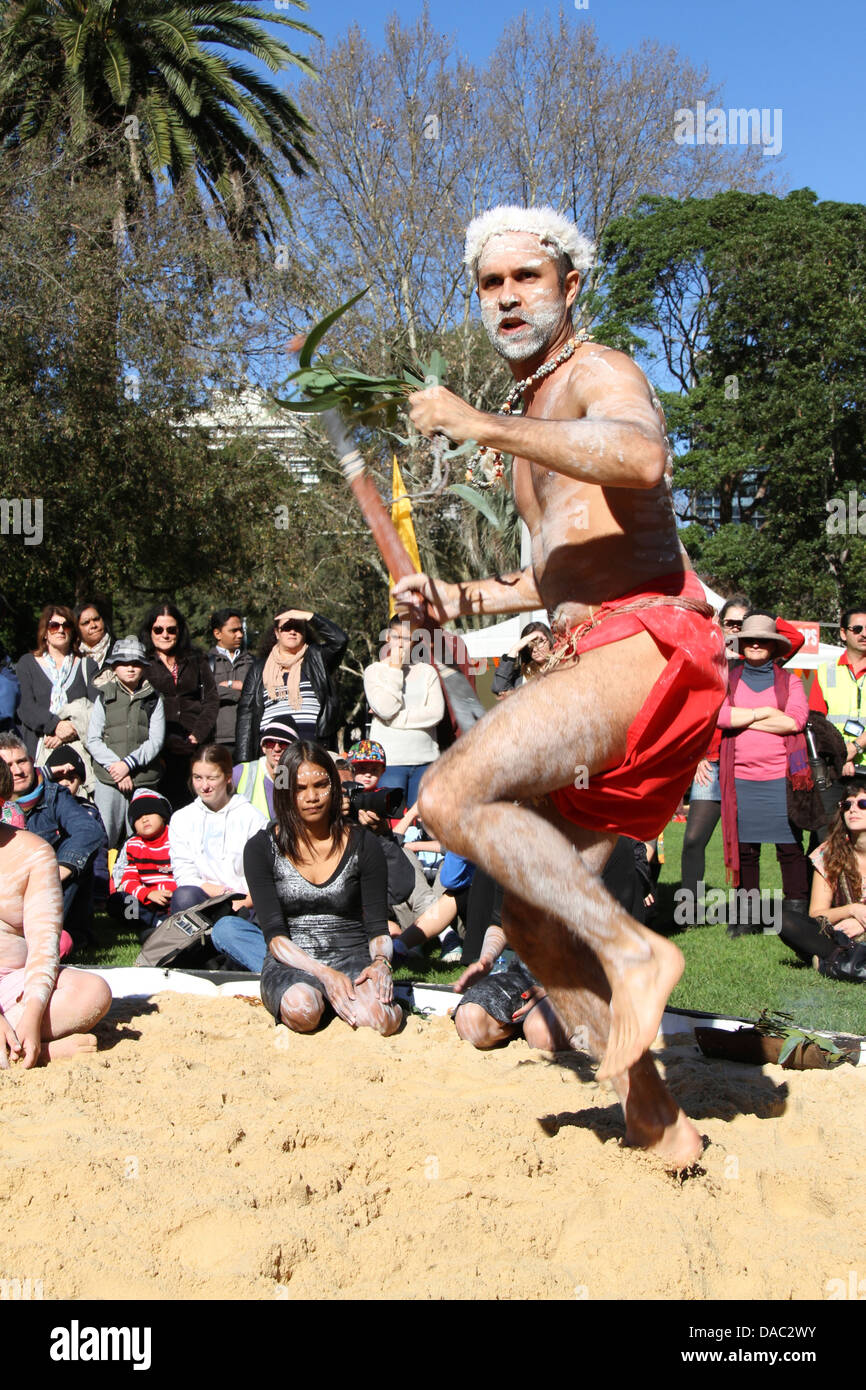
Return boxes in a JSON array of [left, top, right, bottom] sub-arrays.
[[262, 643, 308, 708], [38, 650, 78, 714]]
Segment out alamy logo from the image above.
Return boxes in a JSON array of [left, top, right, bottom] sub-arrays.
[[0, 498, 42, 545], [673, 884, 782, 932], [49, 1321, 152, 1371], [674, 101, 782, 157]]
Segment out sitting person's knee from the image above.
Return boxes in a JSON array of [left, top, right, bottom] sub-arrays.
[[280, 986, 323, 1033], [522, 1000, 569, 1052], [453, 1001, 511, 1049]]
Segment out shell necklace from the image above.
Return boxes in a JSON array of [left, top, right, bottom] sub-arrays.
[[465, 331, 592, 486]]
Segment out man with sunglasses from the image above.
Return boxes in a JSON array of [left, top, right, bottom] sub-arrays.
[[809, 607, 866, 786]]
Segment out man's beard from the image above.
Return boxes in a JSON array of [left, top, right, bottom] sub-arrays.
[[480, 300, 564, 362]]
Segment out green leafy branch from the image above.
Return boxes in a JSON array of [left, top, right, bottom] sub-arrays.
[[271, 290, 500, 523], [754, 1009, 852, 1066]]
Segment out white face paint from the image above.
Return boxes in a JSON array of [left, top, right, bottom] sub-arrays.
[[477, 234, 571, 363]]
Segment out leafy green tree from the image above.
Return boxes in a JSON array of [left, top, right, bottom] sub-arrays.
[[600, 190, 866, 617]]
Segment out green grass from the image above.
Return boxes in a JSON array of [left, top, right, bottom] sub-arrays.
[[75, 820, 866, 1037]]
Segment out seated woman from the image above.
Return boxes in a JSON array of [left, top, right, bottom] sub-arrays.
[[169, 744, 268, 972], [452, 916, 572, 1052], [0, 759, 111, 1066], [778, 784, 866, 977], [245, 742, 402, 1035]]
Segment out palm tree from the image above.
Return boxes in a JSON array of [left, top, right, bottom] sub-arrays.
[[0, 0, 318, 240], [0, 0, 319, 405]]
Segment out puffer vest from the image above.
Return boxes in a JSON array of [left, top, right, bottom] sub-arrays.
[[93, 679, 161, 788]]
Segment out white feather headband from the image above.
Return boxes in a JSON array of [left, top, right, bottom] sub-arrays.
[[464, 205, 595, 279]]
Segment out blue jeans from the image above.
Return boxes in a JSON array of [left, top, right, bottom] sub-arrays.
[[377, 762, 432, 814], [211, 915, 267, 973]]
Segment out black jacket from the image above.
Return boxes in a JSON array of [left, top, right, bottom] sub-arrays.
[[15, 653, 97, 759], [235, 614, 348, 760], [142, 652, 219, 755]]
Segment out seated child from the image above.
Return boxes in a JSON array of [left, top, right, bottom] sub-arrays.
[[106, 789, 176, 940]]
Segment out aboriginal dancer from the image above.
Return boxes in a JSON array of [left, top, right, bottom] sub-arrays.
[[392, 206, 727, 1168]]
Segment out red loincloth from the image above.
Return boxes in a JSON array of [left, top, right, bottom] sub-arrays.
[[548, 570, 728, 841]]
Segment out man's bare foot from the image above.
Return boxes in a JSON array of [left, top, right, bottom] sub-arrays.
[[597, 933, 683, 1080], [623, 1106, 704, 1172], [40, 1033, 99, 1063]]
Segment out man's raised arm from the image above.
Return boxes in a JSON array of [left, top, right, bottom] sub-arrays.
[[408, 349, 666, 490]]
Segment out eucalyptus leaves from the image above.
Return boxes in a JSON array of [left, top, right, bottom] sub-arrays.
[[273, 290, 505, 521]]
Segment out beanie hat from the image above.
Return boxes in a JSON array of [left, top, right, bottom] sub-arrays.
[[259, 717, 299, 747], [348, 739, 387, 766], [129, 787, 172, 826], [44, 746, 87, 783]]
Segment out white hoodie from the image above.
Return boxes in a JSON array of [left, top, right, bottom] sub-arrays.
[[168, 794, 267, 894]]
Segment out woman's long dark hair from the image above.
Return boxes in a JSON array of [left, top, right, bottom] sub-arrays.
[[272, 742, 345, 861], [821, 782, 864, 907], [139, 602, 194, 660]]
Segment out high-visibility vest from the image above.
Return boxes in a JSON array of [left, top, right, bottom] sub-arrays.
[[235, 758, 272, 818], [816, 660, 866, 767]]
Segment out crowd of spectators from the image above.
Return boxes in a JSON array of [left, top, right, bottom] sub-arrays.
[[2, 592, 866, 1066]]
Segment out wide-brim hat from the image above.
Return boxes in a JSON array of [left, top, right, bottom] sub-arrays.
[[737, 616, 793, 657], [107, 636, 147, 666]]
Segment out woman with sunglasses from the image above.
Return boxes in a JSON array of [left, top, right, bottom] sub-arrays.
[[15, 605, 98, 762], [139, 603, 219, 811], [717, 611, 814, 931], [235, 605, 348, 763], [777, 786, 866, 977]]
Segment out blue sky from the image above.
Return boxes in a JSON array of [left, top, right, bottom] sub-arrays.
[[276, 0, 863, 206]]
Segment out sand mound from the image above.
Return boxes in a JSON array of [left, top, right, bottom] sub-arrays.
[[0, 994, 861, 1300]]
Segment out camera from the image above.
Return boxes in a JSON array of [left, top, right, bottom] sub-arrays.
[[343, 782, 403, 818]]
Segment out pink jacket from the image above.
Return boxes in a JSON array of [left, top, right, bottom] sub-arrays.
[[717, 673, 808, 780]]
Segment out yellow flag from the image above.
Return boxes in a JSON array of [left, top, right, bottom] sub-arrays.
[[389, 455, 421, 617]]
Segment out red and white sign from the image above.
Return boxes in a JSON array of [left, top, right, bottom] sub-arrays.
[[790, 621, 820, 655]]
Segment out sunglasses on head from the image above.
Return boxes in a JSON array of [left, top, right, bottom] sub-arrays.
[[47, 620, 71, 632], [152, 624, 178, 635], [843, 797, 866, 812], [846, 625, 866, 635]]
